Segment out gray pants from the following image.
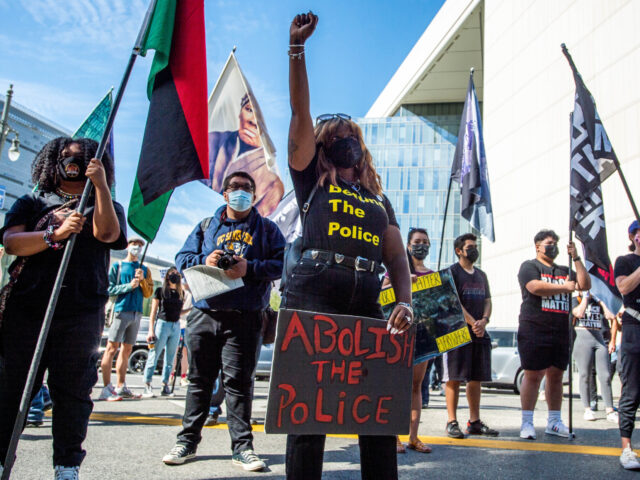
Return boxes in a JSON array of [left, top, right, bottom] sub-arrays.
[[574, 328, 613, 409]]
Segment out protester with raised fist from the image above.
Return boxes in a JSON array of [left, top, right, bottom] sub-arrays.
[[0, 137, 127, 479], [614, 220, 640, 469], [284, 11, 413, 480], [517, 229, 589, 441]]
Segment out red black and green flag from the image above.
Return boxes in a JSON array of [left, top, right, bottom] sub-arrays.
[[128, 0, 208, 242]]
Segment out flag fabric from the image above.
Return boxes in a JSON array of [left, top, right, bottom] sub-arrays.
[[73, 89, 116, 196], [562, 44, 621, 309], [204, 51, 284, 216], [268, 190, 302, 243], [128, 0, 208, 242], [450, 73, 495, 242]]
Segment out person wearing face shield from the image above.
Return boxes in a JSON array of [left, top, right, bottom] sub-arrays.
[[162, 171, 285, 472], [99, 237, 153, 401], [517, 229, 589, 441], [443, 233, 498, 439]]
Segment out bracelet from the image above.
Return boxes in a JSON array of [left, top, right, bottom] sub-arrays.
[[288, 49, 305, 60], [43, 225, 64, 250], [397, 301, 414, 316], [572, 256, 581, 262], [289, 44, 305, 48], [482, 316, 489, 323]]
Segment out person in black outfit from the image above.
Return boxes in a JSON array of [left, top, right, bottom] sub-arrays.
[[0, 137, 127, 479], [162, 171, 285, 472], [614, 220, 640, 469], [285, 12, 414, 480], [443, 233, 498, 439], [517, 229, 589, 441]]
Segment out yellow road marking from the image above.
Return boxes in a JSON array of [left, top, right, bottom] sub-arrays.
[[86, 412, 621, 457]]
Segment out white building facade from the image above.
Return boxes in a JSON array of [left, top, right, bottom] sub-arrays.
[[368, 0, 640, 326]]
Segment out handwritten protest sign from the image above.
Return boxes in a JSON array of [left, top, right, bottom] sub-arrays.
[[380, 269, 470, 364], [265, 309, 414, 435]]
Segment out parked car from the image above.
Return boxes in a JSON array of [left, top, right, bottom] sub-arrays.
[[255, 344, 273, 380], [98, 316, 164, 374], [484, 327, 523, 393]]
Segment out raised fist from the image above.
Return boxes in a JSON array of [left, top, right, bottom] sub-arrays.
[[290, 12, 318, 44]]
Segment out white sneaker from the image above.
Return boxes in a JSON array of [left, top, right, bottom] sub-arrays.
[[142, 384, 155, 398], [620, 447, 640, 470], [607, 411, 619, 424], [545, 419, 570, 438], [97, 384, 121, 402], [115, 383, 142, 399], [583, 409, 596, 421], [54, 465, 80, 480], [520, 422, 536, 440]]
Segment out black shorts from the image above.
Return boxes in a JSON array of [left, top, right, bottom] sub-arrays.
[[518, 332, 570, 371], [442, 340, 491, 382]]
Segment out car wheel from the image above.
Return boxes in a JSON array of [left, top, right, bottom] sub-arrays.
[[128, 349, 148, 374], [515, 369, 525, 394]]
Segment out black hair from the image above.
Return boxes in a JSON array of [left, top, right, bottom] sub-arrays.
[[406, 228, 430, 274], [222, 171, 256, 192], [454, 233, 477, 257], [31, 137, 114, 193], [533, 229, 559, 244]]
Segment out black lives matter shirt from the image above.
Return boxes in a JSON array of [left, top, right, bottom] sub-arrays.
[[290, 156, 398, 263], [517, 259, 576, 338], [572, 296, 603, 330], [614, 253, 640, 326], [449, 262, 491, 342]]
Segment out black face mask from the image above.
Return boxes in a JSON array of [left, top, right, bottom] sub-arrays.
[[544, 244, 559, 260], [465, 246, 479, 263], [168, 273, 181, 284], [57, 156, 87, 182], [325, 137, 363, 169], [410, 244, 429, 260]]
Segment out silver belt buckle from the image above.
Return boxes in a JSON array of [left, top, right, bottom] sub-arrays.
[[355, 256, 368, 272]]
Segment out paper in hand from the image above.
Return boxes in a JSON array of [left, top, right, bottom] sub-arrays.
[[182, 265, 244, 302]]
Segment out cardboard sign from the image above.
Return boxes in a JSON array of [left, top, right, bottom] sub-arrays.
[[380, 270, 470, 364], [265, 309, 414, 435]]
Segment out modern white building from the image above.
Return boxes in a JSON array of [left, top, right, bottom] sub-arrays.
[[367, 0, 640, 326]]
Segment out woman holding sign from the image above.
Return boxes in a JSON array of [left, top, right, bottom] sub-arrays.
[[382, 228, 433, 454], [284, 11, 414, 480]]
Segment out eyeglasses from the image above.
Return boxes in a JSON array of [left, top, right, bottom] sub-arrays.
[[226, 182, 254, 192], [315, 113, 351, 126]]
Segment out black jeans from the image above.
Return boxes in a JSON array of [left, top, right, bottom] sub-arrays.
[[282, 259, 397, 480], [177, 308, 262, 454], [0, 302, 103, 467], [619, 322, 640, 438]]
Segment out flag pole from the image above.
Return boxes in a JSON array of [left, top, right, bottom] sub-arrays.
[[437, 176, 454, 271], [1, 1, 157, 478], [567, 112, 576, 440]]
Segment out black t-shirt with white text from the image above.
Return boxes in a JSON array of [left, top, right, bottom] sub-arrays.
[[290, 156, 398, 263], [449, 262, 491, 342], [614, 253, 640, 325], [154, 287, 184, 323], [572, 296, 603, 330], [518, 259, 576, 328]]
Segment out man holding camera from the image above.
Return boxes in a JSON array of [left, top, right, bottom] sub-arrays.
[[163, 172, 285, 472]]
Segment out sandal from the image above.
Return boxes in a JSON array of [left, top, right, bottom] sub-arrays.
[[407, 439, 432, 453], [396, 436, 406, 454]]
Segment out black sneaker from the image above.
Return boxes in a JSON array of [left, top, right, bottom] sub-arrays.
[[232, 449, 266, 471], [446, 420, 465, 439], [160, 385, 172, 397], [466, 419, 499, 436], [204, 412, 219, 426], [162, 444, 196, 465]]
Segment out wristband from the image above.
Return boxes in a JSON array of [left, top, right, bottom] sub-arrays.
[[288, 49, 305, 60], [397, 301, 414, 316], [572, 256, 581, 262], [43, 225, 64, 250]]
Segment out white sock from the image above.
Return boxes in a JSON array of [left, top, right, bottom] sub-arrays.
[[522, 410, 534, 424], [548, 410, 561, 424]]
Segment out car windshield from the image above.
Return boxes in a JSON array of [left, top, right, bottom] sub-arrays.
[[490, 331, 516, 348]]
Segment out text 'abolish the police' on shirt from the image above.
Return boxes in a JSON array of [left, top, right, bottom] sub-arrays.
[[326, 184, 386, 246]]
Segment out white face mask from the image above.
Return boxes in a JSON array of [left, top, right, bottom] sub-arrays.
[[128, 245, 141, 257]]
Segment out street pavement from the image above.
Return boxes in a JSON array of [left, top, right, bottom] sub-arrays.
[[9, 373, 637, 479]]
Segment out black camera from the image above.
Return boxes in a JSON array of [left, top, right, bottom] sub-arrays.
[[217, 249, 238, 270]]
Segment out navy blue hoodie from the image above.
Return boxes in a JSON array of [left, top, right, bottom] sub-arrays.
[[175, 205, 285, 311]]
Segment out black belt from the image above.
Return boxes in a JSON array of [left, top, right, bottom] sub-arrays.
[[301, 249, 385, 274]]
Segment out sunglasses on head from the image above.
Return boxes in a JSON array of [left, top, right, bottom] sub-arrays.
[[315, 113, 351, 126]]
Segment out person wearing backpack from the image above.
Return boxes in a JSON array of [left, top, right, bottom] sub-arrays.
[[142, 266, 185, 397]]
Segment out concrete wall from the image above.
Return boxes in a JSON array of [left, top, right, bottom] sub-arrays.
[[482, 0, 640, 326]]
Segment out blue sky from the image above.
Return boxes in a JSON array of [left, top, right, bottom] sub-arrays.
[[0, 0, 444, 261]]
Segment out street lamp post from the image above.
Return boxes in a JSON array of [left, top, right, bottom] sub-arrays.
[[0, 84, 20, 162]]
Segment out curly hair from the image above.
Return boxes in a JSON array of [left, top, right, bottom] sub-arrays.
[[313, 118, 382, 195], [31, 137, 114, 193]]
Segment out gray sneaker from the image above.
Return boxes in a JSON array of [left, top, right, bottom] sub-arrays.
[[115, 384, 141, 399], [162, 444, 196, 465], [54, 465, 80, 480], [232, 449, 266, 471]]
